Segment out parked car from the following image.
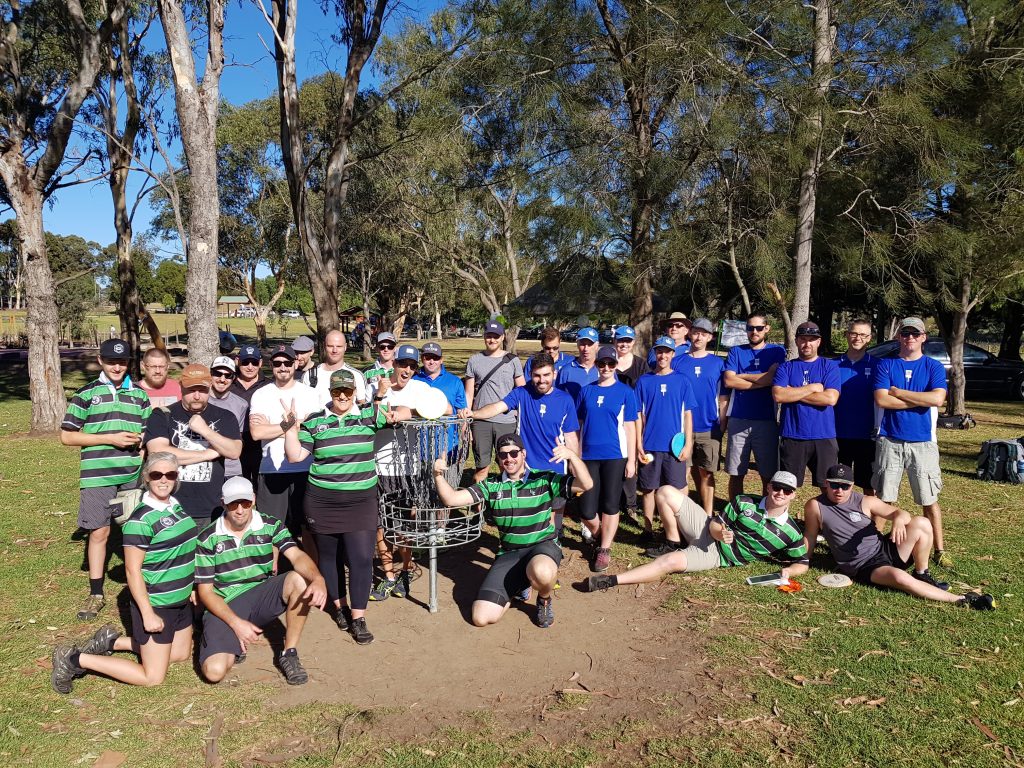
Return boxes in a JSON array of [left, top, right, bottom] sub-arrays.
[[281, 309, 301, 319], [560, 326, 579, 342], [866, 339, 1024, 400]]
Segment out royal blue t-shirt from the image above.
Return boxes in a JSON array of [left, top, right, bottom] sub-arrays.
[[577, 381, 639, 460], [874, 356, 946, 442], [524, 351, 573, 378], [676, 353, 725, 433], [635, 372, 694, 451], [772, 357, 841, 440], [724, 344, 787, 421], [414, 365, 467, 448], [556, 359, 599, 405], [503, 384, 580, 472], [646, 343, 691, 372], [834, 354, 877, 440]]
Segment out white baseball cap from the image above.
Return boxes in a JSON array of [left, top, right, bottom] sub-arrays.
[[211, 356, 236, 373], [222, 476, 255, 505]]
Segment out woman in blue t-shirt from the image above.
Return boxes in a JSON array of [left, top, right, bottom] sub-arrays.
[[577, 346, 639, 573]]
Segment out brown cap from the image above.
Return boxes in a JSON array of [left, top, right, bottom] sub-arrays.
[[180, 363, 212, 389]]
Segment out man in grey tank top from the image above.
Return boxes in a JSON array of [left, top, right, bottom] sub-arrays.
[[803, 465, 994, 610]]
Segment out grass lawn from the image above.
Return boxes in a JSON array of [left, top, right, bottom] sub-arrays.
[[0, 364, 1021, 766]]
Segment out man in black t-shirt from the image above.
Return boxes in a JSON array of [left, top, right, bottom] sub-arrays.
[[145, 364, 242, 523]]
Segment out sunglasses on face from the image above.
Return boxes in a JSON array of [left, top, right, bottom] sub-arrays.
[[543, 346, 560, 353], [272, 360, 294, 368], [212, 371, 235, 379], [597, 360, 617, 368], [498, 449, 521, 460], [769, 482, 795, 494], [227, 499, 254, 508], [899, 330, 923, 338], [746, 325, 767, 332], [330, 387, 355, 397], [378, 343, 396, 350], [423, 355, 442, 362], [239, 359, 260, 366], [668, 322, 688, 329], [148, 470, 179, 481], [615, 338, 633, 343], [827, 482, 853, 491]]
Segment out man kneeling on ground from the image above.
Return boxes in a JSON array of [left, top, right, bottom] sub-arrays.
[[196, 477, 328, 685], [803, 464, 994, 609], [585, 471, 809, 591], [433, 433, 593, 628]]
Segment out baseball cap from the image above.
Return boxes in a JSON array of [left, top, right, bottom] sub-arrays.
[[180, 363, 212, 389], [826, 464, 855, 486], [667, 311, 689, 322], [795, 321, 822, 338], [269, 344, 296, 361], [395, 344, 420, 363], [218, 330, 237, 354], [292, 335, 315, 353], [211, 356, 236, 373], [898, 316, 926, 334], [614, 325, 636, 340], [652, 335, 676, 350], [495, 432, 524, 451], [770, 471, 798, 491], [596, 344, 618, 363], [421, 342, 442, 357], [691, 318, 714, 334], [222, 476, 255, 505], [100, 338, 130, 359], [376, 331, 397, 345], [576, 327, 599, 344], [238, 344, 261, 363], [484, 320, 505, 336], [329, 369, 357, 390]]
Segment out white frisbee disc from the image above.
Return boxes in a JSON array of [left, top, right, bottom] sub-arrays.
[[817, 573, 853, 588], [416, 388, 448, 420]]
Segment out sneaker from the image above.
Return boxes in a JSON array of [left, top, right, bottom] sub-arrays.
[[535, 596, 554, 629], [392, 570, 412, 599], [960, 592, 996, 611], [932, 550, 953, 568], [235, 653, 247, 666], [580, 526, 594, 545], [637, 529, 655, 545], [913, 569, 949, 591], [277, 648, 308, 685], [593, 548, 612, 572], [512, 585, 532, 602], [643, 541, 681, 558], [369, 577, 397, 602], [51, 645, 83, 695], [585, 575, 617, 592], [350, 618, 375, 645], [76, 594, 105, 621], [336, 605, 353, 633], [80, 624, 120, 656]]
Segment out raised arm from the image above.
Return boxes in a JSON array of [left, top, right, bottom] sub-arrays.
[[433, 459, 477, 507], [471, 401, 509, 421]]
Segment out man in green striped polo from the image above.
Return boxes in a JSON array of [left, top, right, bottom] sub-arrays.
[[61, 338, 152, 620], [433, 433, 593, 629], [584, 470, 810, 592]]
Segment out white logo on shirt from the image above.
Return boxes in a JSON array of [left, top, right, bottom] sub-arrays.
[[849, 511, 862, 523], [91, 396, 101, 405], [660, 384, 667, 396], [694, 366, 701, 377], [539, 403, 547, 417], [596, 395, 605, 407], [905, 369, 913, 382], [865, 367, 871, 376], [752, 357, 760, 369], [159, 516, 175, 529], [802, 370, 810, 386]]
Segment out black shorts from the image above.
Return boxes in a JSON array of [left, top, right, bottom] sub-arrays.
[[778, 437, 839, 488], [199, 574, 288, 663], [837, 438, 875, 490], [638, 451, 687, 492], [477, 539, 563, 606], [853, 539, 911, 585], [579, 458, 626, 519], [129, 600, 192, 646], [256, 473, 308, 538]]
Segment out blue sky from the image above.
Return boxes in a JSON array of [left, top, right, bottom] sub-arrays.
[[23, 1, 444, 253]]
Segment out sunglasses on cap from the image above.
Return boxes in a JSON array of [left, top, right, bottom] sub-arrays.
[[148, 470, 179, 481], [746, 324, 767, 332], [498, 449, 522, 460], [827, 481, 854, 491], [769, 482, 795, 494]]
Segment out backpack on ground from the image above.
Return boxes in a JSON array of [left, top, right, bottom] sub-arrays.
[[938, 412, 976, 430], [976, 439, 1024, 483]]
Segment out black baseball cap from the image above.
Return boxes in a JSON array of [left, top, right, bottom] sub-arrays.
[[826, 464, 855, 486], [100, 338, 130, 359], [495, 433, 524, 451], [269, 344, 296, 361], [796, 322, 822, 338]]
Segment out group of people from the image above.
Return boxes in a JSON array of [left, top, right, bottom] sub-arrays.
[[51, 313, 995, 696]]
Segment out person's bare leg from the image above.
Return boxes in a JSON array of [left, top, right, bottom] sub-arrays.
[[696, 468, 716, 515], [375, 528, 395, 580], [894, 516, 934, 572], [582, 517, 601, 537], [282, 571, 313, 650], [655, 485, 685, 543], [727, 474, 744, 501], [869, 566, 961, 603], [79, 631, 181, 687], [87, 526, 110, 581], [640, 490, 657, 534], [598, 512, 619, 550], [526, 555, 558, 598], [202, 652, 236, 683], [923, 502, 944, 552], [471, 599, 509, 627], [614, 549, 689, 585]]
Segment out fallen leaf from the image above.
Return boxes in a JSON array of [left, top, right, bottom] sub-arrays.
[[971, 718, 998, 742], [420, 749, 436, 757], [857, 650, 889, 662], [91, 751, 126, 768]]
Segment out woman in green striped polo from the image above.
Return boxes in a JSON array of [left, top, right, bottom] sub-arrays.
[[51, 452, 198, 693], [283, 368, 405, 645]]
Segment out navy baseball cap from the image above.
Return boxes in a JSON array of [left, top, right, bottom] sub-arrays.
[[238, 344, 261, 362], [614, 325, 636, 340], [577, 327, 599, 344], [653, 335, 676, 350], [421, 342, 442, 357], [596, 345, 617, 363], [395, 344, 420, 363], [826, 464, 855, 486], [269, 344, 296, 361], [100, 338, 130, 359], [485, 320, 505, 336]]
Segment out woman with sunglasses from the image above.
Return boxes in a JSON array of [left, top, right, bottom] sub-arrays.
[[577, 345, 639, 572], [283, 369, 404, 645], [52, 453, 198, 693]]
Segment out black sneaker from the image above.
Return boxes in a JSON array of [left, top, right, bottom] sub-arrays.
[[369, 576, 397, 601], [535, 596, 554, 629], [80, 624, 120, 656], [585, 575, 617, 592], [277, 648, 308, 685], [643, 541, 681, 558], [51, 645, 83, 695], [350, 618, 375, 645], [913, 570, 950, 591], [235, 653, 247, 666], [637, 529, 655, 545], [960, 592, 996, 611], [392, 570, 411, 599], [336, 605, 353, 633]]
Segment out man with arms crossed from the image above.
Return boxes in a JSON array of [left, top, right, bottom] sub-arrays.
[[304, 329, 368, 407], [835, 319, 878, 496], [209, 356, 249, 479], [872, 317, 951, 565], [433, 434, 592, 628]]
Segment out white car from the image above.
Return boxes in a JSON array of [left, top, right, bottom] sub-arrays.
[[281, 310, 301, 318]]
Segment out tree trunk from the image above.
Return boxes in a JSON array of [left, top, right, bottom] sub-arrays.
[[998, 300, 1024, 361], [936, 274, 972, 416], [628, 266, 655, 356], [434, 299, 442, 340], [254, 312, 269, 348], [112, 165, 142, 377]]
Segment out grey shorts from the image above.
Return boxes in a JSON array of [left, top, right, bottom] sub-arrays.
[[78, 485, 119, 530], [674, 494, 720, 572], [872, 437, 942, 506], [725, 418, 779, 478], [470, 421, 517, 471], [691, 430, 722, 472]]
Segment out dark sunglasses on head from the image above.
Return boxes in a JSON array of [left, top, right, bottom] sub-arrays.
[[746, 325, 767, 332], [272, 360, 294, 368], [148, 470, 179, 481], [498, 449, 521, 459], [899, 330, 924, 338], [769, 482, 795, 494], [597, 360, 617, 368], [827, 481, 853, 491], [212, 370, 235, 379], [330, 387, 355, 397], [378, 343, 396, 350]]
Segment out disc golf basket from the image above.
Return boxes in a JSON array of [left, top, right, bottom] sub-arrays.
[[378, 416, 479, 613]]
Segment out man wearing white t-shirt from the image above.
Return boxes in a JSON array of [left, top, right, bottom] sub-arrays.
[[249, 344, 323, 544], [302, 329, 368, 407]]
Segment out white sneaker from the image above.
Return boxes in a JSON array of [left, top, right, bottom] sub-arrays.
[[580, 526, 594, 544]]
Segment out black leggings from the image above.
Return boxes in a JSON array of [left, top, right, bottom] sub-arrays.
[[312, 529, 376, 610], [580, 458, 627, 520]]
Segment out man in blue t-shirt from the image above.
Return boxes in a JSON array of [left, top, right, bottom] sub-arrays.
[[723, 312, 787, 499], [872, 317, 950, 566], [414, 342, 466, 453], [524, 327, 573, 378], [772, 321, 840, 489], [646, 311, 692, 371], [834, 318, 878, 495], [635, 336, 694, 555], [556, 327, 600, 404], [675, 318, 727, 514]]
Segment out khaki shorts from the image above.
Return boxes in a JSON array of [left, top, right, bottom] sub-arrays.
[[691, 430, 722, 472], [674, 494, 720, 572], [872, 437, 942, 506]]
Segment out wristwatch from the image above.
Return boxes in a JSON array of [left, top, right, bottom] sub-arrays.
[[279, 416, 295, 431]]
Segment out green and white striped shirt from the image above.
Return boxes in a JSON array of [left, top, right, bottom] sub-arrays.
[[195, 510, 295, 602], [121, 494, 197, 607], [298, 404, 388, 491], [717, 495, 808, 567], [467, 470, 572, 554]]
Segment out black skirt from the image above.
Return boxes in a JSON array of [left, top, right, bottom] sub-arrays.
[[304, 481, 379, 534]]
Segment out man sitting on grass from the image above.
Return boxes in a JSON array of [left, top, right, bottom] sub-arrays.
[[585, 471, 809, 592], [803, 464, 995, 609]]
